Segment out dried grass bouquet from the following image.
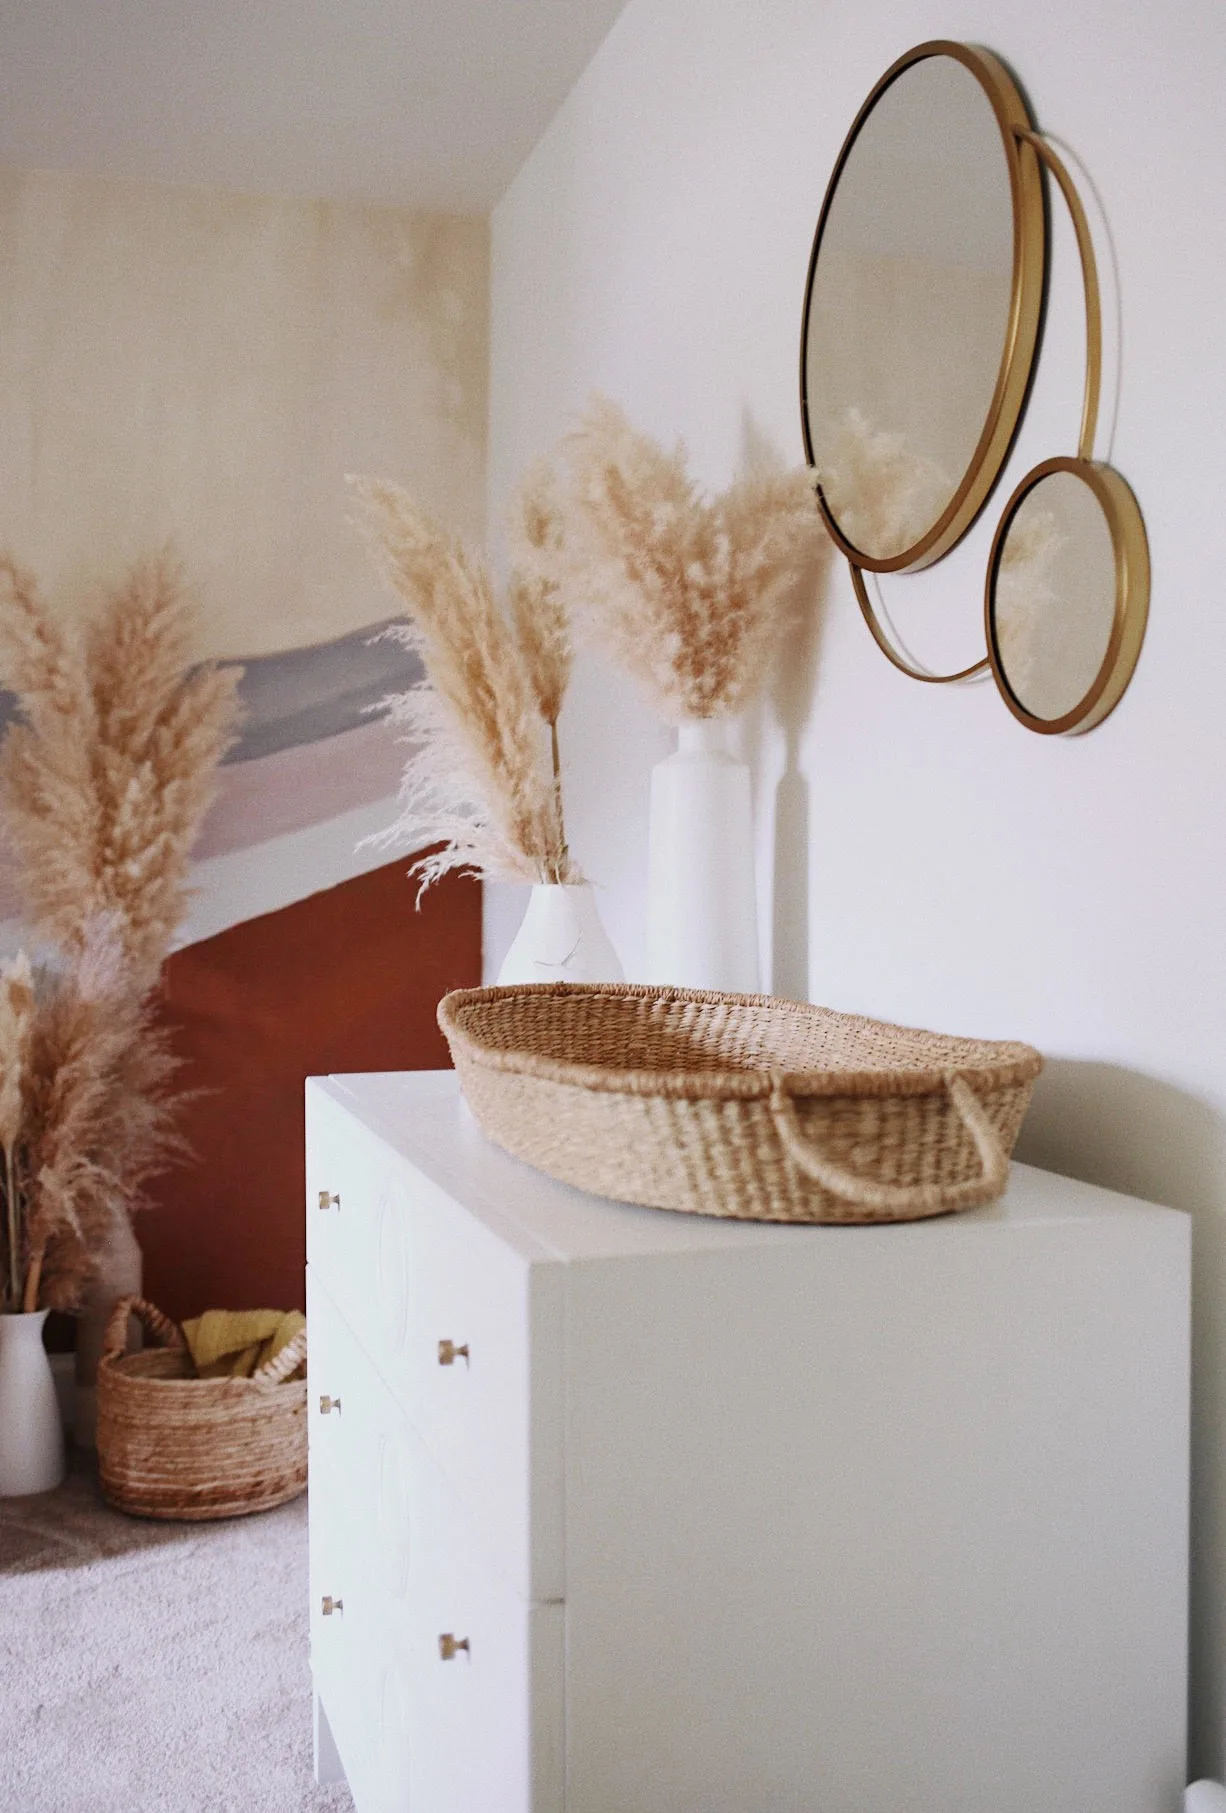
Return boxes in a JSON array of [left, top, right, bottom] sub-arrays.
[[351, 464, 579, 891], [0, 551, 241, 1314], [563, 396, 828, 723]]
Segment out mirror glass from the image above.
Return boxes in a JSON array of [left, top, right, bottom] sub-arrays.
[[802, 49, 1026, 567], [989, 465, 1120, 723]]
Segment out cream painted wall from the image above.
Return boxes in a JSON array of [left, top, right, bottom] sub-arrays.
[[0, 166, 488, 945], [489, 0, 1226, 1777], [0, 167, 487, 658]]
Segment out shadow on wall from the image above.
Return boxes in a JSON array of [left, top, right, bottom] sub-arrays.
[[1017, 1059, 1222, 1214], [1019, 1058, 1226, 1781], [736, 407, 837, 1003], [767, 545, 831, 1003]]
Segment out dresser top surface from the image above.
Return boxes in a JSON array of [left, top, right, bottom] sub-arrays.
[[311, 1071, 1183, 1266]]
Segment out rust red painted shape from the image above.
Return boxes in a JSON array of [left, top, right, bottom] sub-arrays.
[[140, 855, 481, 1322]]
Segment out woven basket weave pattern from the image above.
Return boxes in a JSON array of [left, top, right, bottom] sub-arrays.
[[97, 1297, 307, 1522], [441, 983, 1042, 1225]]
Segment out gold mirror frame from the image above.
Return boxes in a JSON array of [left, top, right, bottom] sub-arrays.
[[983, 134, 1149, 734], [985, 462, 1149, 735], [801, 43, 1151, 728], [799, 40, 1048, 578]]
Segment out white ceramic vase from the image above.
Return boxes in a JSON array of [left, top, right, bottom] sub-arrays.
[[645, 718, 761, 993], [497, 882, 623, 986], [0, 1309, 67, 1496]]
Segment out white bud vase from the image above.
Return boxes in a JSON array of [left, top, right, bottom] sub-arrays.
[[0, 1309, 67, 1496], [497, 882, 623, 986], [646, 718, 761, 993]]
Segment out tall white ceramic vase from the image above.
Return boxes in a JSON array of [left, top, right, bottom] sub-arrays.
[[646, 719, 761, 993], [0, 1309, 67, 1496], [497, 882, 624, 987]]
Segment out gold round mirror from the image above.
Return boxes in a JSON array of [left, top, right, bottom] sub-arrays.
[[799, 41, 1046, 572], [985, 458, 1150, 734]]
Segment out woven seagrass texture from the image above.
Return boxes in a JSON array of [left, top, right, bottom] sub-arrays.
[[439, 983, 1043, 1224], [97, 1297, 307, 1521]]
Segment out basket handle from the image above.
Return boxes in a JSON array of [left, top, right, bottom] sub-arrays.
[[251, 1326, 308, 1385], [768, 1072, 1010, 1216], [101, 1295, 186, 1364]]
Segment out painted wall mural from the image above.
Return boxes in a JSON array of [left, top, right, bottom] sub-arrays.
[[0, 163, 487, 1318], [0, 164, 487, 942]]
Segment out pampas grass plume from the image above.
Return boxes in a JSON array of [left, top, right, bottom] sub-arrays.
[[350, 474, 579, 889], [564, 395, 827, 723], [0, 549, 239, 1311], [18, 921, 185, 1311], [0, 550, 241, 994]]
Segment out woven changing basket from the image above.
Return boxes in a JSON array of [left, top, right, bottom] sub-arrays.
[[439, 983, 1043, 1225], [96, 1297, 307, 1520]]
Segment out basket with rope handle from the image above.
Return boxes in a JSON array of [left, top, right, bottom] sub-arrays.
[[96, 1295, 307, 1521], [439, 982, 1043, 1225]]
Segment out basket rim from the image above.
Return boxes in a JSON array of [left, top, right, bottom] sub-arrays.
[[438, 982, 1044, 1100], [97, 1350, 307, 1394]]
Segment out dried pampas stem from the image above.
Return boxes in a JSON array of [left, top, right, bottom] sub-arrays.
[[0, 953, 34, 1306], [350, 471, 579, 891], [509, 459, 574, 879], [509, 458, 573, 726]]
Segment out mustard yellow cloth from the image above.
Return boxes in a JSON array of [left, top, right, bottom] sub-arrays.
[[181, 1309, 306, 1379]]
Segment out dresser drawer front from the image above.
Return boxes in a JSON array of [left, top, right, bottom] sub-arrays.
[[310, 1475, 391, 1810], [313, 1599, 564, 1813], [309, 1273, 564, 1813], [307, 1082, 564, 1601], [309, 1267, 417, 1610], [306, 1087, 405, 1355]]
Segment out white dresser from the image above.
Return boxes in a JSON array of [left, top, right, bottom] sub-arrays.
[[306, 1070, 1190, 1813]]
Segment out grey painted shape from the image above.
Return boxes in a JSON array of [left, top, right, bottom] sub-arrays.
[[223, 618, 422, 763], [0, 618, 424, 765]]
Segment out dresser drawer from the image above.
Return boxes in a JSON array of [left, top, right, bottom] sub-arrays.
[[308, 1273, 564, 1813], [309, 1486, 387, 1810], [306, 1082, 564, 1601], [309, 1267, 416, 1607]]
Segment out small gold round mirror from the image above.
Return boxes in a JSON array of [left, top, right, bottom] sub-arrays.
[[985, 458, 1149, 734], [799, 41, 1045, 572]]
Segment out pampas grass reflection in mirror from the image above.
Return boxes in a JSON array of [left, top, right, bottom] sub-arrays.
[[810, 405, 954, 563], [0, 551, 241, 1315]]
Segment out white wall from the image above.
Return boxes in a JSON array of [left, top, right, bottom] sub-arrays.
[[489, 0, 1226, 1776]]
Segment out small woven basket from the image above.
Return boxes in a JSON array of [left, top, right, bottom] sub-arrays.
[[439, 983, 1043, 1225], [96, 1297, 307, 1521]]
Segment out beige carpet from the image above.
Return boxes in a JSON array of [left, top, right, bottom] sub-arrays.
[[0, 1453, 353, 1812]]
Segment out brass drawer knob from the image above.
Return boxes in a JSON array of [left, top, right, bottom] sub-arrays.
[[321, 1596, 344, 1617], [437, 1339, 469, 1367], [318, 1190, 341, 1211], [438, 1633, 470, 1661], [318, 1394, 341, 1416]]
